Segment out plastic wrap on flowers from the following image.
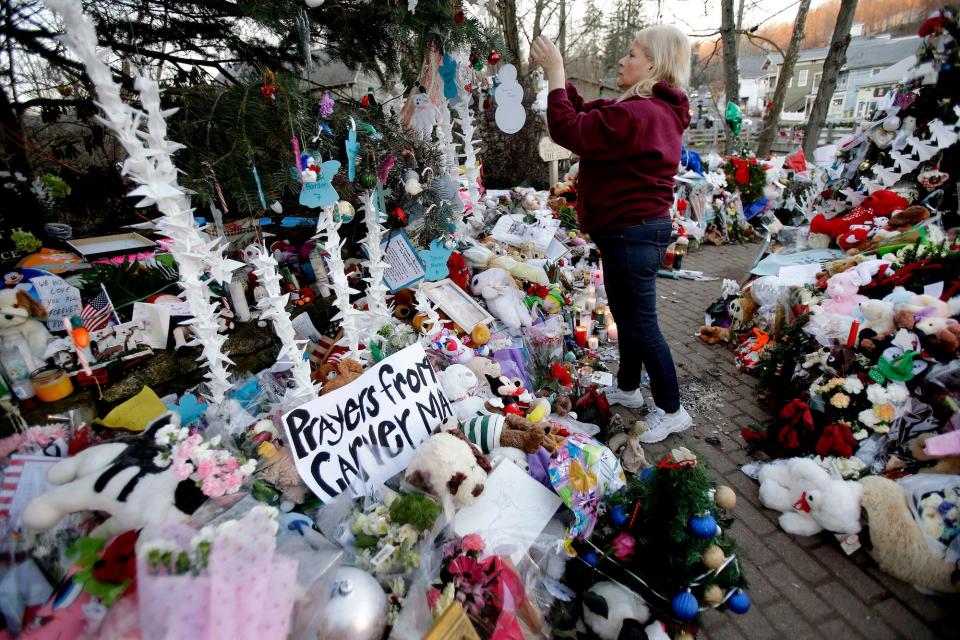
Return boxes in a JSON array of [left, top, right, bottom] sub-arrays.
[[897, 473, 960, 563], [548, 433, 626, 540], [136, 506, 297, 640]]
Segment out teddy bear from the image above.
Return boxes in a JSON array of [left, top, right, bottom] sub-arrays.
[[464, 356, 502, 393], [881, 204, 930, 235], [859, 475, 960, 593], [758, 458, 863, 536], [431, 329, 473, 365], [581, 581, 651, 640], [316, 358, 365, 393], [819, 270, 867, 317], [858, 299, 895, 341], [22, 413, 207, 537], [404, 429, 491, 510], [916, 317, 960, 360], [391, 288, 416, 321], [809, 205, 877, 249], [460, 413, 561, 454], [0, 288, 52, 362], [908, 433, 960, 475], [728, 294, 759, 331], [439, 364, 491, 422], [470, 268, 532, 329], [862, 189, 909, 217], [698, 325, 731, 344]]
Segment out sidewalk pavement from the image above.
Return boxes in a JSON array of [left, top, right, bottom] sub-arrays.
[[606, 241, 956, 639]]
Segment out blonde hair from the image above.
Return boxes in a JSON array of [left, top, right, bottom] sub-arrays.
[[617, 25, 691, 102]]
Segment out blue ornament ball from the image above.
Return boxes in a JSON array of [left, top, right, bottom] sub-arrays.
[[610, 504, 628, 526], [672, 590, 699, 621], [640, 467, 655, 481], [689, 512, 718, 539], [728, 590, 751, 614], [582, 551, 599, 566]]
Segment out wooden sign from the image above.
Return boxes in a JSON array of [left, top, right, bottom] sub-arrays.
[[538, 136, 572, 162]]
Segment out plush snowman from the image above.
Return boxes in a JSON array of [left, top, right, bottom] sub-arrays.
[[495, 64, 526, 134], [409, 89, 440, 139]]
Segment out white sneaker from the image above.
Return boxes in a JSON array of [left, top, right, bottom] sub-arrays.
[[638, 405, 693, 443], [603, 386, 646, 409]]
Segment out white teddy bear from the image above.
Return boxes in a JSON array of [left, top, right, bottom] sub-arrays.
[[439, 364, 490, 422], [581, 581, 651, 640], [470, 268, 532, 329], [758, 457, 863, 536]]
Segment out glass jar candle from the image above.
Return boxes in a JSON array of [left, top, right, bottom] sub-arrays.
[[32, 367, 74, 403]]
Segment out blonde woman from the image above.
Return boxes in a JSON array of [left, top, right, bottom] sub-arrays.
[[530, 26, 693, 443]]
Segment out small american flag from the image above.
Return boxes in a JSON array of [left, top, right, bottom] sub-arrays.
[[79, 290, 114, 331]]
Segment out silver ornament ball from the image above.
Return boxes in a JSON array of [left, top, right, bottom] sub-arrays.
[[306, 567, 387, 640]]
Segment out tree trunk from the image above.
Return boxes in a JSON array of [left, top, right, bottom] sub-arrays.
[[558, 0, 567, 58], [720, 0, 740, 154], [804, 0, 859, 157], [496, 0, 522, 68], [756, 0, 811, 158]]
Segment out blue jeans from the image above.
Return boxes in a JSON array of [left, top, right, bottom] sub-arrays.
[[593, 219, 681, 413]]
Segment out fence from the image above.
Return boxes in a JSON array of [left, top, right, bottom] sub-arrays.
[[684, 122, 854, 155]]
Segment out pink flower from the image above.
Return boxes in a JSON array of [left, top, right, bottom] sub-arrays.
[[461, 534, 485, 554], [427, 588, 441, 610], [201, 477, 226, 497], [222, 472, 242, 493], [187, 433, 203, 446], [172, 460, 194, 481], [611, 532, 636, 561], [174, 442, 195, 460], [196, 459, 216, 480], [224, 458, 239, 472]]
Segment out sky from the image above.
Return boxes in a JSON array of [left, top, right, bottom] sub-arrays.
[[583, 0, 817, 37]]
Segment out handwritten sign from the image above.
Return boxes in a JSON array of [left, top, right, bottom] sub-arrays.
[[381, 231, 425, 292], [299, 159, 341, 209], [538, 137, 572, 162], [418, 239, 453, 282], [282, 343, 453, 502], [28, 272, 82, 331]]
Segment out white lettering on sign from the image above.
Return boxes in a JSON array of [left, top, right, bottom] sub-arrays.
[[538, 136, 573, 162], [282, 343, 453, 502]]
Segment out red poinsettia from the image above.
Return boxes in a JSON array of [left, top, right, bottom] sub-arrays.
[[919, 15, 948, 36], [731, 157, 751, 185], [548, 363, 573, 387], [780, 399, 814, 432], [816, 423, 857, 458]]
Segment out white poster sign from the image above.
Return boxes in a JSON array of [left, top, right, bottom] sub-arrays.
[[30, 274, 82, 331], [282, 343, 453, 502]]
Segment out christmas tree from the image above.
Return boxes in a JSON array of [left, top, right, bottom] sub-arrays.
[[554, 449, 750, 637]]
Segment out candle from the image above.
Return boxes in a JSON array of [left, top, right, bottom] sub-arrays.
[[574, 325, 587, 347], [607, 322, 619, 342], [586, 296, 597, 312], [595, 307, 606, 326], [579, 365, 594, 386], [587, 284, 596, 296], [587, 336, 599, 350]]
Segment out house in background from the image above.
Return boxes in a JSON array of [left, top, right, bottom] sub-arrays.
[[854, 54, 937, 117], [739, 28, 921, 122], [739, 54, 777, 114], [306, 50, 386, 102]]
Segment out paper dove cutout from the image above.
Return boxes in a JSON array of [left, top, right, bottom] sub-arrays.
[[927, 119, 959, 149], [439, 54, 459, 100], [299, 159, 341, 208], [345, 128, 361, 182], [907, 135, 939, 162], [889, 150, 921, 174], [872, 164, 902, 187]]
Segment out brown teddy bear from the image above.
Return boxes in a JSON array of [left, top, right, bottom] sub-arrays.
[[884, 205, 930, 233], [908, 433, 960, 475], [315, 358, 365, 394], [698, 325, 731, 344], [460, 413, 562, 454], [859, 476, 960, 593]]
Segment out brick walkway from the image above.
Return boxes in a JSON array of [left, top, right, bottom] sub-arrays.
[[605, 241, 956, 639]]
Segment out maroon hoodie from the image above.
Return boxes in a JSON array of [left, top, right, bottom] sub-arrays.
[[547, 81, 691, 233]]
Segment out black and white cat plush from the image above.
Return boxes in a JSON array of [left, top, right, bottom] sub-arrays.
[[23, 414, 206, 537]]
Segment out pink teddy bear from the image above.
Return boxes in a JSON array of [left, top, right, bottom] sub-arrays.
[[819, 270, 867, 317]]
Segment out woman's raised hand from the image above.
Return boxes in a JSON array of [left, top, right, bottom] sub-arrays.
[[530, 35, 564, 77]]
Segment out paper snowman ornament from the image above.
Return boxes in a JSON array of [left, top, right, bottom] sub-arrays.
[[495, 64, 526, 134], [409, 89, 441, 139]]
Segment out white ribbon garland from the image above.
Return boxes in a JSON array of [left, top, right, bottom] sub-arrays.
[[248, 245, 318, 405], [453, 100, 482, 220], [315, 207, 363, 359], [45, 0, 239, 402], [360, 191, 393, 348]]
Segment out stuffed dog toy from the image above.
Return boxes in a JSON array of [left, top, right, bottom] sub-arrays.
[[0, 288, 52, 362]]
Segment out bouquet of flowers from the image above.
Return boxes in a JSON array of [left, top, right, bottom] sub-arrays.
[[427, 534, 529, 639], [349, 490, 441, 579], [153, 422, 256, 498]]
